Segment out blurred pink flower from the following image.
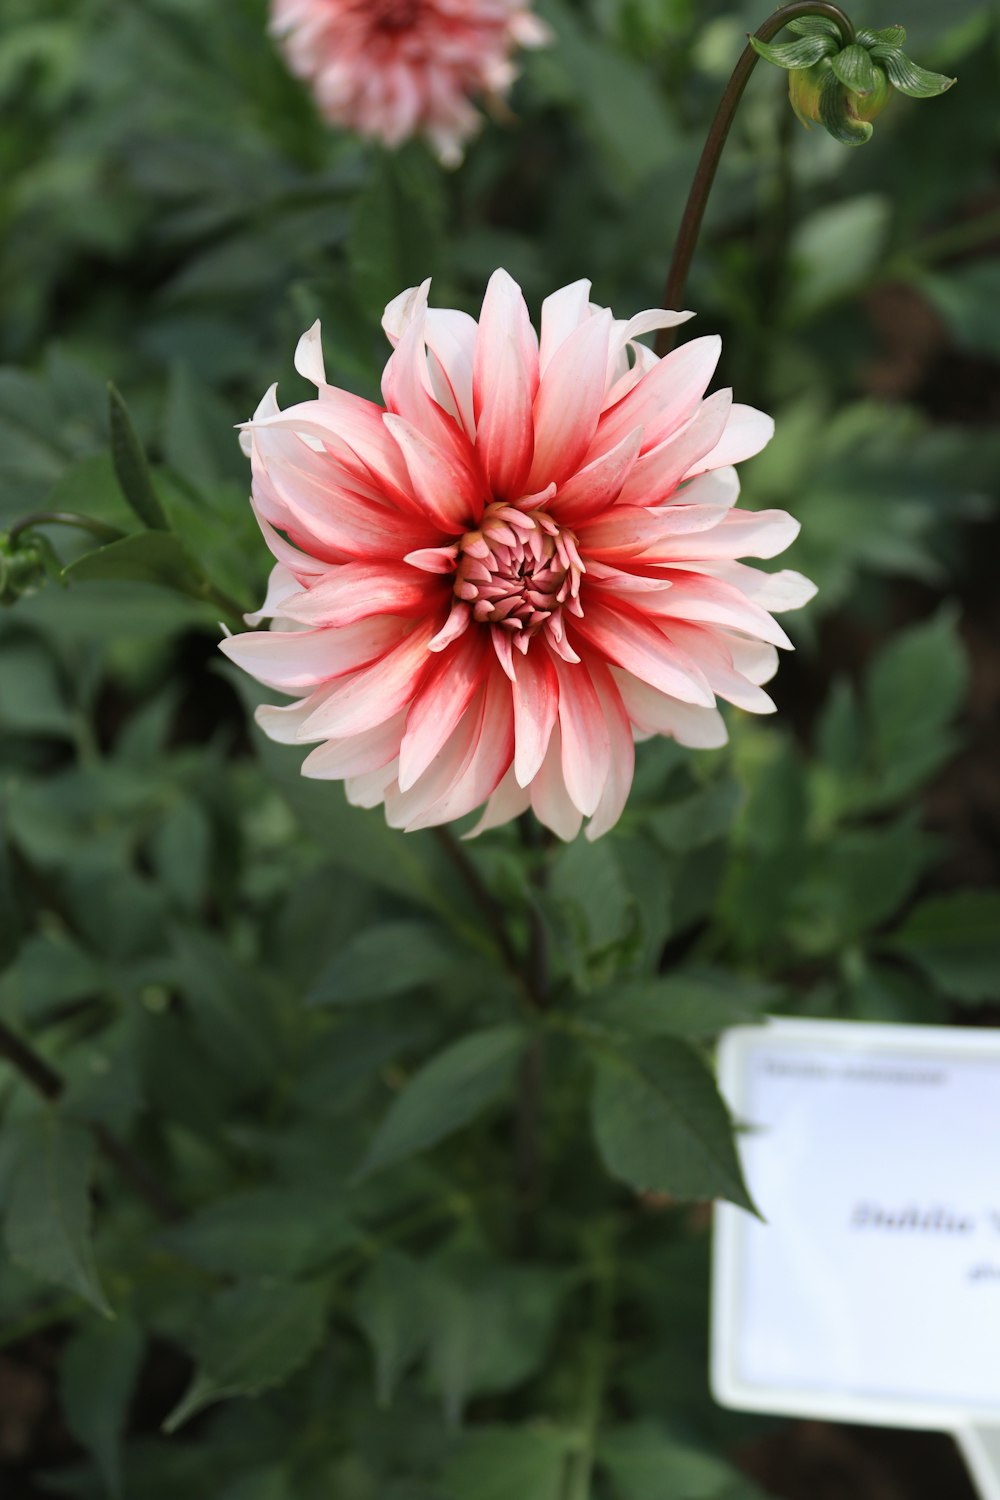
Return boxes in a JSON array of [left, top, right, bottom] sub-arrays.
[[269, 0, 549, 164], [222, 272, 815, 840]]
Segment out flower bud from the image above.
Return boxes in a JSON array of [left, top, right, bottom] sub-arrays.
[[751, 20, 954, 148]]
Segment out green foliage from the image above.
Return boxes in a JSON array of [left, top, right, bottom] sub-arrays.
[[3, 1114, 111, 1316], [0, 0, 996, 1493]]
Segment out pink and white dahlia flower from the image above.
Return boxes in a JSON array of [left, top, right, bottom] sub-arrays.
[[221, 271, 815, 841], [269, 0, 549, 165]]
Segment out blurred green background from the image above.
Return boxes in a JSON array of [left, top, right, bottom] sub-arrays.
[[0, 1, 998, 1496]]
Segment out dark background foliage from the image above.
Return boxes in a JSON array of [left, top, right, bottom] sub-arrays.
[[0, 0, 998, 1495]]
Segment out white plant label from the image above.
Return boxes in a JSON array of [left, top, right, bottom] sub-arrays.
[[712, 1018, 1000, 1442]]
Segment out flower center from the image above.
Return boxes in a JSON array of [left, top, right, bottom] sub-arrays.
[[454, 502, 584, 650], [371, 0, 423, 32]]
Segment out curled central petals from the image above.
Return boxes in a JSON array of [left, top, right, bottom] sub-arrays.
[[454, 502, 584, 659], [269, 0, 550, 166], [225, 273, 815, 842]]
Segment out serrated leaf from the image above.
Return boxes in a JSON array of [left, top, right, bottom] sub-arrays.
[[354, 1250, 429, 1407], [4, 1113, 111, 1316], [107, 384, 169, 531], [591, 1039, 753, 1210], [877, 48, 955, 97], [307, 920, 461, 1006], [357, 1025, 526, 1178], [884, 891, 1000, 1004], [61, 1314, 144, 1498], [442, 1426, 570, 1500], [164, 1279, 329, 1432], [829, 43, 879, 95], [63, 531, 204, 597], [749, 33, 836, 69]]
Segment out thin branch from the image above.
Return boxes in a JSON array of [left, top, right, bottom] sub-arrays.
[[656, 1, 856, 353], [7, 511, 125, 545]]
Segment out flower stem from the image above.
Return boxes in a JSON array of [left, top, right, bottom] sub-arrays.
[[655, 1, 857, 355], [0, 1018, 180, 1222], [7, 511, 125, 545]]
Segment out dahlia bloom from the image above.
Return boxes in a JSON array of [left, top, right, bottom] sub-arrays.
[[269, 0, 549, 165], [221, 272, 815, 841]]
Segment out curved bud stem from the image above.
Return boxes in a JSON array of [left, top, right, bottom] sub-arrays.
[[655, 2, 856, 355]]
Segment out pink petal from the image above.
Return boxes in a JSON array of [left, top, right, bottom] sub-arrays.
[[219, 615, 411, 692], [611, 668, 729, 749], [552, 655, 611, 817], [529, 727, 583, 841], [572, 597, 715, 707], [538, 279, 592, 374], [660, 622, 777, 712], [593, 335, 722, 460], [383, 412, 485, 533], [401, 660, 515, 830], [397, 629, 489, 791], [278, 562, 438, 627], [296, 619, 437, 740], [579, 500, 729, 560], [472, 271, 538, 499], [551, 427, 644, 525], [294, 320, 327, 385], [382, 314, 486, 499], [345, 758, 400, 810], [616, 390, 733, 509], [465, 765, 532, 837], [244, 563, 306, 627], [527, 310, 613, 490], [583, 658, 635, 840], [702, 564, 817, 613], [687, 403, 774, 475], [300, 710, 407, 780], [646, 572, 793, 649], [511, 645, 559, 787], [652, 508, 800, 562]]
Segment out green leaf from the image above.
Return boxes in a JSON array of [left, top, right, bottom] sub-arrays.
[[442, 1426, 571, 1500], [591, 1039, 753, 1210], [884, 891, 1000, 1004], [600, 1421, 769, 1499], [0, 640, 74, 737], [583, 973, 777, 1042], [107, 383, 169, 531], [160, 1187, 358, 1278], [0, 931, 104, 1025], [647, 777, 742, 853], [829, 43, 879, 95], [790, 195, 890, 315], [61, 1314, 145, 1498], [866, 608, 968, 801], [307, 919, 462, 1006], [357, 1025, 526, 1178], [876, 48, 956, 98], [3, 1113, 111, 1316], [548, 839, 633, 956], [748, 34, 836, 70], [63, 531, 204, 597], [354, 1250, 429, 1407], [818, 71, 873, 145], [164, 1278, 329, 1432], [425, 1256, 566, 1424], [786, 17, 842, 39], [857, 26, 907, 48]]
